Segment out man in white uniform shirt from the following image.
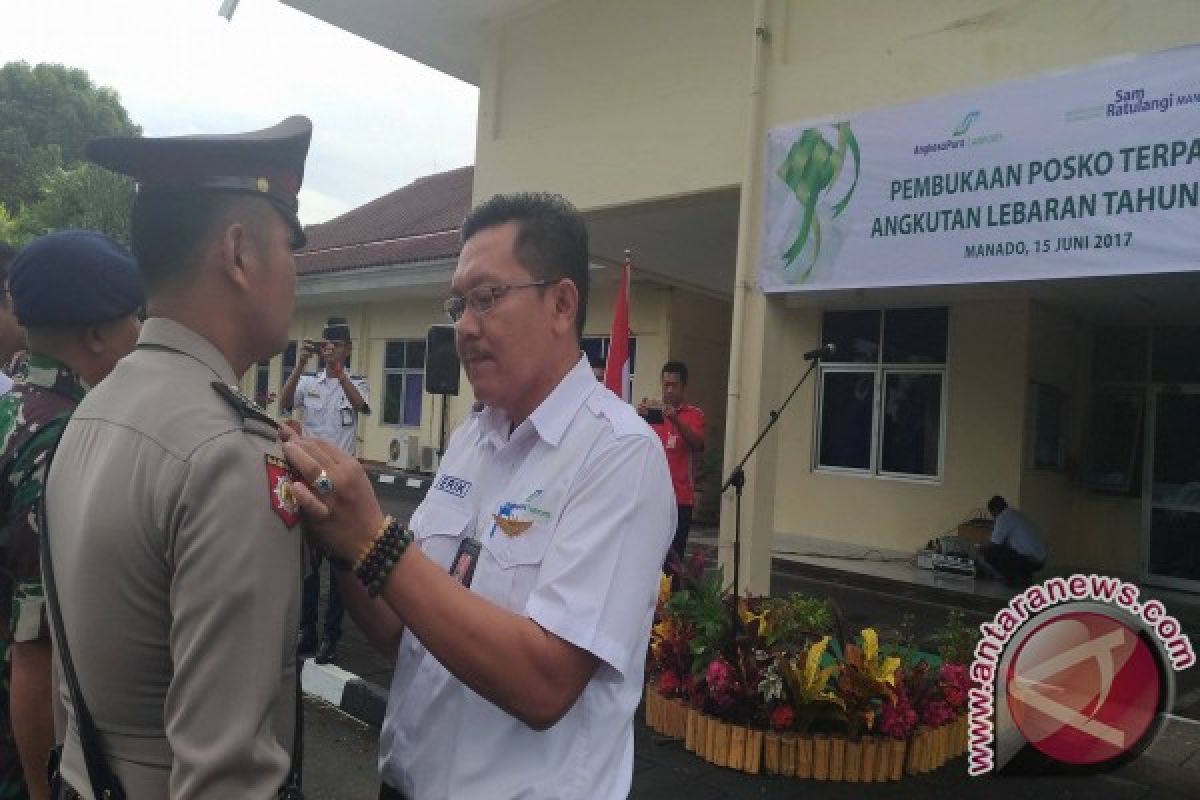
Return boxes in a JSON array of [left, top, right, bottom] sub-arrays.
[[280, 316, 369, 663], [281, 192, 675, 800], [980, 494, 1047, 587]]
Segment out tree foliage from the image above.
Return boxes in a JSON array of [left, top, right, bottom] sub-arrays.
[[0, 61, 140, 245]]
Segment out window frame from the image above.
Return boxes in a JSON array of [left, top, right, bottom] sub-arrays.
[[381, 339, 426, 429], [813, 309, 949, 482], [1028, 381, 1068, 472], [581, 334, 638, 382]]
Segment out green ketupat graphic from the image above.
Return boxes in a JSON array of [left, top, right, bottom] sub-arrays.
[[776, 122, 860, 282]]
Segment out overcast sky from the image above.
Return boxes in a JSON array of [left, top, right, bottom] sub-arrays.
[[7, 0, 479, 224]]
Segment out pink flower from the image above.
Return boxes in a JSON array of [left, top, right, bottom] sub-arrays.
[[705, 658, 734, 693], [920, 699, 955, 728], [658, 670, 681, 695], [770, 705, 795, 732], [939, 663, 970, 712], [879, 692, 918, 739], [705, 657, 737, 707]]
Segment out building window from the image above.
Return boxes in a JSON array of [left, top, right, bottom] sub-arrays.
[[581, 335, 638, 380], [382, 340, 426, 427], [281, 341, 297, 382], [254, 360, 273, 408], [1030, 382, 1068, 470], [815, 308, 948, 479]]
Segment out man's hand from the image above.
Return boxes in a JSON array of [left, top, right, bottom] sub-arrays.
[[296, 340, 317, 371], [280, 427, 384, 564], [663, 403, 678, 420], [636, 397, 649, 417], [281, 419, 303, 437]]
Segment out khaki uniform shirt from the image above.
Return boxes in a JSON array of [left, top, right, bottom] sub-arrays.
[[45, 318, 304, 799]]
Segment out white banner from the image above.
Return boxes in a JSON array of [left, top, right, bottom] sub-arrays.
[[759, 45, 1200, 293]]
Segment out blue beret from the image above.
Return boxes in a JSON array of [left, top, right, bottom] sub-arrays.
[[9, 230, 146, 327]]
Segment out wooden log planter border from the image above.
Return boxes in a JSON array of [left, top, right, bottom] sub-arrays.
[[645, 688, 969, 782]]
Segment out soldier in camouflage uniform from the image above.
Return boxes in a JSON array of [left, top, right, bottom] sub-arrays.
[[0, 231, 144, 800], [0, 242, 26, 396]]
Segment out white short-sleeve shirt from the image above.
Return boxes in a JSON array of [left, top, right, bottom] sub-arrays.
[[379, 355, 675, 800], [991, 507, 1047, 562], [293, 369, 368, 454]]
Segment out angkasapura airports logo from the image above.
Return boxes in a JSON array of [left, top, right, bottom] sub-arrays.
[[952, 110, 981, 137], [968, 575, 1194, 777], [912, 110, 1003, 156]]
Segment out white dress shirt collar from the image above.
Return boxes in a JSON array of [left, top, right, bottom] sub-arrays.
[[477, 354, 596, 448]]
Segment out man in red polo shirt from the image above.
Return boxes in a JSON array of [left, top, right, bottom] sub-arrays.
[[639, 360, 706, 563]]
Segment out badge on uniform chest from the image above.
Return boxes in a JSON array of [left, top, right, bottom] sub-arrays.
[[449, 538, 481, 588]]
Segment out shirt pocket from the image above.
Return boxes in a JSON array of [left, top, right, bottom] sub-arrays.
[[481, 518, 554, 569], [411, 502, 472, 569], [478, 521, 554, 612], [301, 390, 323, 414]]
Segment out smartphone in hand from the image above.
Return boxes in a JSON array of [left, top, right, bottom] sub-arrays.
[[645, 407, 664, 425]]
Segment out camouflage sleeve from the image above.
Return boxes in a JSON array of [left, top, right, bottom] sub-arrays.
[[4, 418, 66, 644]]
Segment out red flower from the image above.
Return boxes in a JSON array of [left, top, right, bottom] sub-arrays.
[[879, 691, 918, 739], [920, 699, 955, 728], [658, 670, 681, 695], [769, 705, 795, 732], [939, 663, 970, 713]]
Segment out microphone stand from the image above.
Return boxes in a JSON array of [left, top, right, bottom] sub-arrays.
[[721, 357, 821, 634]]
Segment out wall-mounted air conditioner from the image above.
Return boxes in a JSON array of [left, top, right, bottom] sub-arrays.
[[388, 436, 420, 470], [420, 445, 437, 473]]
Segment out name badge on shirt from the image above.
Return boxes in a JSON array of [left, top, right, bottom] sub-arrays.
[[341, 407, 355, 426], [449, 538, 481, 588]]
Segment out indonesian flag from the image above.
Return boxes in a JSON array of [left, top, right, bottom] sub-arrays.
[[603, 251, 632, 402]]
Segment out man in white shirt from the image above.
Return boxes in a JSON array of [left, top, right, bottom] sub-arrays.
[[980, 495, 1047, 587], [281, 192, 675, 800], [280, 316, 370, 664]]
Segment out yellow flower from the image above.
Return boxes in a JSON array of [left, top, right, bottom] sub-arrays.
[[859, 628, 901, 687], [657, 573, 672, 609], [738, 598, 771, 639], [783, 635, 843, 708]]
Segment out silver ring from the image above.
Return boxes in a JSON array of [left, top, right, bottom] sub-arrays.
[[313, 469, 335, 496]]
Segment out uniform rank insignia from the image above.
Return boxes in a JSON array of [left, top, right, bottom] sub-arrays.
[[265, 454, 301, 528]]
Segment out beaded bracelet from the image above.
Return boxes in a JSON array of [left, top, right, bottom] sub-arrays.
[[353, 515, 413, 597]]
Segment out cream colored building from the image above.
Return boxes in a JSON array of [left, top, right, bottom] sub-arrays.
[[285, 0, 1200, 594], [245, 166, 732, 486]]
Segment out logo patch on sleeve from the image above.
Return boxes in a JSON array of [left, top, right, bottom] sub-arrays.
[[265, 454, 301, 528], [434, 474, 472, 499]]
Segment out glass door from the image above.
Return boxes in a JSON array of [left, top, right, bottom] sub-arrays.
[[1143, 388, 1200, 590]]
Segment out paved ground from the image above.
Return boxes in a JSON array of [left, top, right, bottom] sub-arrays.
[[300, 476, 1200, 798], [303, 697, 380, 800]]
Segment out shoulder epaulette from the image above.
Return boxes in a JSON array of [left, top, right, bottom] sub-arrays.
[[212, 382, 279, 438]]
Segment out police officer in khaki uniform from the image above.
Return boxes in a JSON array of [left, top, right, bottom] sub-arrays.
[[44, 117, 313, 799]]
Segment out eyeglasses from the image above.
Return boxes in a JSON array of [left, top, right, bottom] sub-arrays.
[[443, 280, 551, 323]]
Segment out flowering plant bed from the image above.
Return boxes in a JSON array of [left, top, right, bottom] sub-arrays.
[[644, 559, 978, 781]]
